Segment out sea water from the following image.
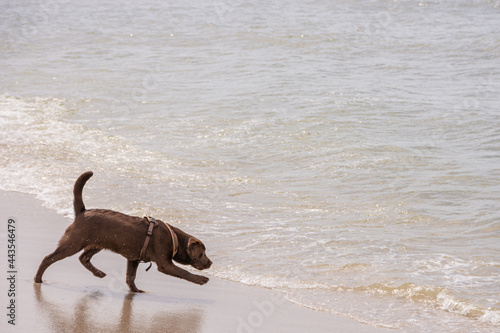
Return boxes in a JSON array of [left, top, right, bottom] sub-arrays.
[[1, 1, 499, 331]]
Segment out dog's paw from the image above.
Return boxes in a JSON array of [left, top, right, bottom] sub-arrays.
[[131, 288, 145, 293], [94, 270, 107, 278], [195, 275, 209, 285]]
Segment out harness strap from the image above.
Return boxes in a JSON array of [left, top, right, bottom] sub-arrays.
[[165, 222, 179, 258], [140, 216, 179, 272], [139, 216, 157, 263]]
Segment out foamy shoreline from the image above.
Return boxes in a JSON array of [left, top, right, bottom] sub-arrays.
[[0, 189, 392, 332]]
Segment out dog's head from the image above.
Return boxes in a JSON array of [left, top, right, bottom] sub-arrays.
[[185, 237, 212, 270]]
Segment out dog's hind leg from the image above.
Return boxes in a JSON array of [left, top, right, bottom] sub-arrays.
[[126, 260, 144, 293], [79, 248, 106, 278], [34, 243, 83, 283]]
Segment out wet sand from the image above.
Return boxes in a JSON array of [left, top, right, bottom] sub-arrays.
[[0, 190, 392, 332]]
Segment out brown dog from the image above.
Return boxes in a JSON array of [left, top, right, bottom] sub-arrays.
[[34, 171, 212, 292]]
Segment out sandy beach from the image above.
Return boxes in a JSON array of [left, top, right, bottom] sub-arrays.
[[0, 189, 392, 333]]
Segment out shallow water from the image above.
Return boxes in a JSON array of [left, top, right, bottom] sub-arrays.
[[1, 0, 499, 331]]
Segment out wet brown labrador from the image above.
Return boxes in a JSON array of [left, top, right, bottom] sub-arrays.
[[34, 171, 212, 292]]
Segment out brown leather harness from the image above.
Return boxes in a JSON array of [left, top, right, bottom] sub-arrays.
[[140, 216, 178, 271]]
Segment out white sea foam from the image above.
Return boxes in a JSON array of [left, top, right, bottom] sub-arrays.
[[0, 95, 161, 216]]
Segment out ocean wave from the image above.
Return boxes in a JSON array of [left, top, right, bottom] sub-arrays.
[[437, 292, 500, 325], [211, 263, 500, 329], [348, 282, 500, 326], [0, 95, 156, 215]]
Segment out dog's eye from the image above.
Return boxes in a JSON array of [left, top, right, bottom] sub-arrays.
[[192, 253, 203, 263]]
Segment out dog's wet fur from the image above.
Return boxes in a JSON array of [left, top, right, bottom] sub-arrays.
[[34, 171, 212, 292]]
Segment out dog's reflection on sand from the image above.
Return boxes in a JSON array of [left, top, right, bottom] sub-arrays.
[[34, 283, 204, 333]]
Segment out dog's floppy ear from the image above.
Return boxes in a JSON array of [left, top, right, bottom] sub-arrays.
[[187, 238, 205, 260]]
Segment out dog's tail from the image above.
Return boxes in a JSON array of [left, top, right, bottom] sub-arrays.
[[73, 171, 93, 216]]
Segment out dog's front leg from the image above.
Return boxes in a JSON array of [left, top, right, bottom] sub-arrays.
[[158, 263, 209, 285], [126, 260, 144, 293]]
